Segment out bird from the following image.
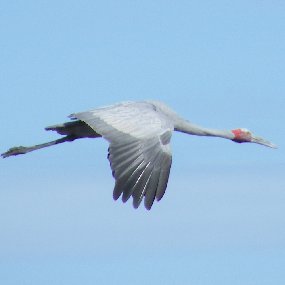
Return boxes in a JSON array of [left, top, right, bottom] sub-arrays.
[[1, 100, 277, 210]]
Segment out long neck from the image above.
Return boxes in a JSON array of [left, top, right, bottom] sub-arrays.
[[174, 119, 234, 140]]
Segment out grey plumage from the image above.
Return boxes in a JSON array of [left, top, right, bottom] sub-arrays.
[[1, 100, 276, 210]]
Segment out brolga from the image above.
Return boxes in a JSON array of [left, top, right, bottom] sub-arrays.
[[2, 100, 277, 210]]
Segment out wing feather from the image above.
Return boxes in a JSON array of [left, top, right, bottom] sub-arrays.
[[127, 162, 154, 204], [71, 101, 174, 209], [132, 146, 164, 208], [113, 160, 147, 201], [132, 166, 159, 209], [122, 162, 152, 202], [155, 155, 172, 201], [143, 169, 161, 210]]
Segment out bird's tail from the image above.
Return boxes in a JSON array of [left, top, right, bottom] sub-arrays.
[[45, 120, 100, 138]]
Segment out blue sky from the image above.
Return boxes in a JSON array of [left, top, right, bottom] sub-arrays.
[[1, 1, 284, 284]]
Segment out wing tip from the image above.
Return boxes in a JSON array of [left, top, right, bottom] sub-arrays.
[[113, 191, 121, 201]]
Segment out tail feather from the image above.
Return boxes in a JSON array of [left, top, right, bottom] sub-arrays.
[[45, 120, 100, 138]]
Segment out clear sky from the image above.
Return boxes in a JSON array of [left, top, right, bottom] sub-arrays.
[[1, 1, 285, 284]]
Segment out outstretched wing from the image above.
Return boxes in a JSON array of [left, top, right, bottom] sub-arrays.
[[71, 101, 173, 209]]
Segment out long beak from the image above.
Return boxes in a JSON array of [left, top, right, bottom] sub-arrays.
[[251, 135, 277, 149]]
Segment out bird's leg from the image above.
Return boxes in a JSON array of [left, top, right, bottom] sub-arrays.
[[1, 135, 78, 158]]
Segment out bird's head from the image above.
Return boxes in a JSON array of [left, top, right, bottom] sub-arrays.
[[231, 128, 277, 148]]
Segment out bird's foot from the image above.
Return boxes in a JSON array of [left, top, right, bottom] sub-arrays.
[[1, 146, 31, 158]]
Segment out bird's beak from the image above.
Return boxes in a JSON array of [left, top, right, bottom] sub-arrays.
[[251, 135, 277, 149]]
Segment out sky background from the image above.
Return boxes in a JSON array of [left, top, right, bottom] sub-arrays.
[[1, 1, 285, 284]]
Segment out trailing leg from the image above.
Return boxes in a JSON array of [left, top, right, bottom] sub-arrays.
[[1, 135, 77, 158], [1, 120, 101, 158]]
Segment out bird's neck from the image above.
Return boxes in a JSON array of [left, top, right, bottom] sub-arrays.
[[174, 119, 234, 140]]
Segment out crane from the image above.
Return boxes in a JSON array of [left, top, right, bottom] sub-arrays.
[[1, 100, 276, 210]]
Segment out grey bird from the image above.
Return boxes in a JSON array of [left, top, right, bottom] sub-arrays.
[[1, 100, 277, 210]]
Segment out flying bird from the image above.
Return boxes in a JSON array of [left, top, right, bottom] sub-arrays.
[[1, 100, 276, 210]]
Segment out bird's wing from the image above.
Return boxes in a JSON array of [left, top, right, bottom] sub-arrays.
[[71, 102, 173, 209]]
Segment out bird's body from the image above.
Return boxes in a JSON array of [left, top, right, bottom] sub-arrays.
[[2, 100, 276, 209]]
